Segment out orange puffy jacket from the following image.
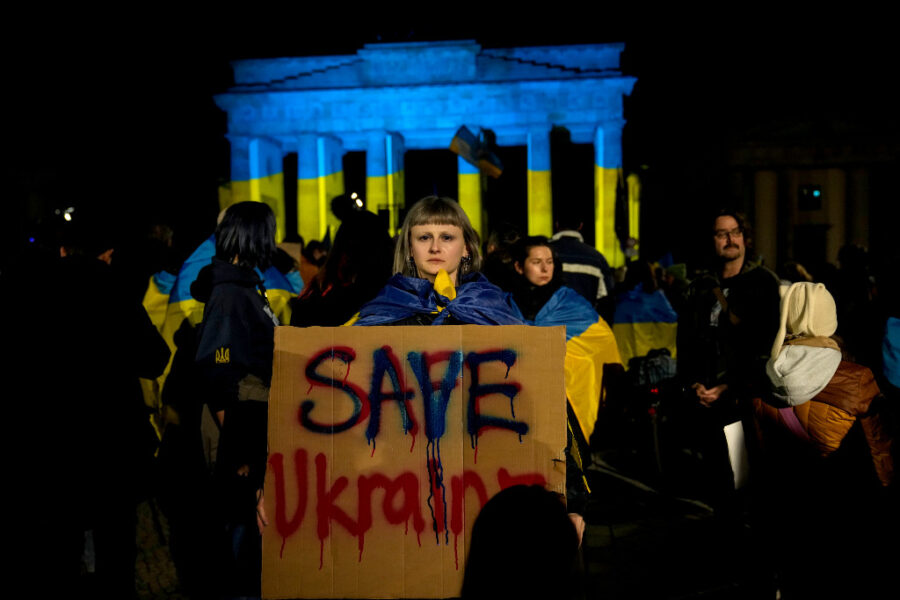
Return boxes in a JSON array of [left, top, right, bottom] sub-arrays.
[[754, 361, 893, 486]]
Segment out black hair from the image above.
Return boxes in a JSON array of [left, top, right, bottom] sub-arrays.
[[512, 235, 554, 266], [215, 201, 276, 270], [300, 210, 393, 298], [555, 214, 583, 232], [623, 259, 659, 292], [484, 221, 521, 255], [461, 485, 580, 599], [302, 240, 329, 266], [331, 193, 363, 222], [271, 247, 297, 275]]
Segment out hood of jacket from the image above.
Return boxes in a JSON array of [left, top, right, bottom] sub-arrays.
[[766, 341, 842, 406], [190, 257, 262, 304]]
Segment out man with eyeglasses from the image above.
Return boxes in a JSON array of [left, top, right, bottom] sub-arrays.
[[672, 210, 780, 507]]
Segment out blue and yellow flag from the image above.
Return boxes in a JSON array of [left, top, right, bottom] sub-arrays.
[[611, 285, 678, 368], [142, 270, 176, 332], [354, 272, 523, 326], [140, 235, 303, 428], [524, 286, 622, 441]]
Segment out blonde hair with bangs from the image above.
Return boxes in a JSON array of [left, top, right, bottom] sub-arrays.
[[393, 196, 483, 277]]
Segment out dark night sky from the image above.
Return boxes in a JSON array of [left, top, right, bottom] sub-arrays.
[[5, 17, 897, 266]]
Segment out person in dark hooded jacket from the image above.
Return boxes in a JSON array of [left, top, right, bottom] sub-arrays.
[[192, 201, 279, 598]]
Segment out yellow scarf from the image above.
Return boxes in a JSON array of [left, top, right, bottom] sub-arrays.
[[432, 269, 457, 312]]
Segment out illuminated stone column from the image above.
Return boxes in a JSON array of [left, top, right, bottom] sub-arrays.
[[627, 173, 641, 253], [297, 134, 345, 243], [754, 170, 778, 266], [366, 131, 405, 236], [319, 136, 346, 241], [526, 129, 552, 237], [594, 124, 624, 267], [229, 135, 286, 242], [458, 155, 482, 238]]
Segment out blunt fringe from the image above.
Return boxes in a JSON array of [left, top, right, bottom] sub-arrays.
[[215, 201, 277, 270], [393, 196, 483, 276]]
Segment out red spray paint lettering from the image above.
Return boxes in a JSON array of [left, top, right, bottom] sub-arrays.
[[269, 450, 546, 568]]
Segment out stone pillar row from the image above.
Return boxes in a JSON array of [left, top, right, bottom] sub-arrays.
[[227, 126, 629, 257], [366, 132, 405, 236]]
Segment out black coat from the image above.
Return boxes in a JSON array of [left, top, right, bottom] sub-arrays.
[[192, 258, 278, 490], [677, 260, 781, 400]]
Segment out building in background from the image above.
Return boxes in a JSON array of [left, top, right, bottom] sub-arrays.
[[214, 40, 637, 265], [725, 118, 896, 271]]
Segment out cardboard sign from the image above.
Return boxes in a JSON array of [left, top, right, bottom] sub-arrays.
[[262, 325, 567, 599]]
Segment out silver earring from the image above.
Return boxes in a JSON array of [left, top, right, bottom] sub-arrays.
[[407, 256, 416, 275], [460, 254, 472, 275]]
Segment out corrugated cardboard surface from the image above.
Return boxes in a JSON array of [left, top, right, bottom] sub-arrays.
[[263, 325, 566, 599]]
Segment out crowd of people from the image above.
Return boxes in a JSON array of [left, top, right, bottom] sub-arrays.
[[5, 194, 897, 599]]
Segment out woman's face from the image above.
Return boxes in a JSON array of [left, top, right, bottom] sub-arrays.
[[516, 245, 554, 286], [409, 223, 468, 285]]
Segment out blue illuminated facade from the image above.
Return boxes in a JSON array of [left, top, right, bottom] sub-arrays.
[[214, 40, 635, 263]]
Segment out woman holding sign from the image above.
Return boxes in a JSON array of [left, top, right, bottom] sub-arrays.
[[354, 196, 523, 326], [353, 199, 587, 549]]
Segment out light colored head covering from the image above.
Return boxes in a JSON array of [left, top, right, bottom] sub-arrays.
[[769, 282, 838, 360], [766, 282, 841, 406]]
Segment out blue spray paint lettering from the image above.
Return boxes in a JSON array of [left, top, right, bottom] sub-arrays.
[[299, 347, 369, 434], [465, 350, 526, 449], [407, 350, 463, 544], [366, 346, 417, 449]]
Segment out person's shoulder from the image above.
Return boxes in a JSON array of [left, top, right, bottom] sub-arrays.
[[206, 284, 262, 321], [741, 260, 778, 281], [460, 272, 504, 292], [833, 360, 877, 386], [552, 235, 603, 256], [555, 284, 590, 305], [739, 261, 781, 293], [685, 270, 717, 292], [385, 273, 429, 292], [822, 360, 880, 408], [354, 274, 432, 326], [541, 285, 596, 317], [457, 273, 525, 325]]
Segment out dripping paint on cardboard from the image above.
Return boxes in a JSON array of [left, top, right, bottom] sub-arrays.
[[262, 325, 566, 599]]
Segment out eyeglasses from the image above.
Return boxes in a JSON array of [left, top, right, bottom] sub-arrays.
[[714, 228, 743, 240]]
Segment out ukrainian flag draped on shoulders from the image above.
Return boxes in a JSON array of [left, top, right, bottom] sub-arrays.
[[140, 234, 303, 426], [611, 284, 678, 367], [354, 272, 524, 326], [520, 286, 622, 440], [143, 269, 176, 331]]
